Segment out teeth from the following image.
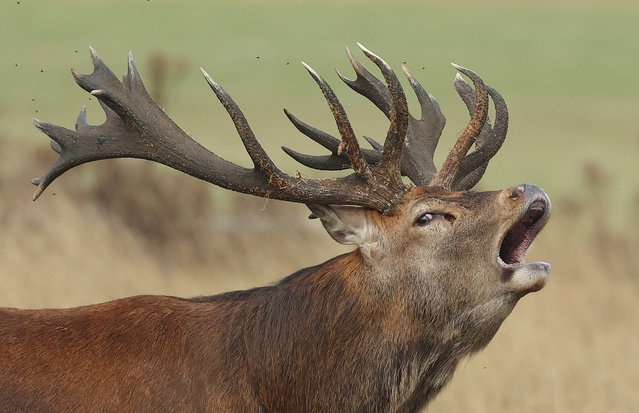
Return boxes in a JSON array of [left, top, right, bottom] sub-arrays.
[[528, 200, 547, 213]]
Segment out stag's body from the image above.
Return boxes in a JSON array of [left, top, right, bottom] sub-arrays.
[[0, 254, 509, 412], [1, 45, 551, 412], [1, 186, 547, 412], [3, 256, 449, 412]]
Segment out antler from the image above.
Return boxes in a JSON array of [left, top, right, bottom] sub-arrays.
[[285, 44, 508, 191], [33, 45, 508, 213], [32, 46, 410, 213]]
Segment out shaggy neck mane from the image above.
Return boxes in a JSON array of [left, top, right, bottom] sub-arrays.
[[188, 251, 461, 411]]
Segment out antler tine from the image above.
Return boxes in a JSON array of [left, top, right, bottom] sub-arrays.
[[449, 73, 494, 190], [337, 46, 391, 116], [402, 66, 445, 157], [31, 118, 75, 200], [363, 135, 383, 151], [283, 109, 342, 153], [398, 65, 446, 186], [429, 64, 489, 189], [201, 68, 288, 188], [281, 109, 383, 171], [301, 61, 375, 184], [450, 77, 509, 190], [357, 43, 409, 187], [73, 48, 136, 120], [281, 147, 351, 170]]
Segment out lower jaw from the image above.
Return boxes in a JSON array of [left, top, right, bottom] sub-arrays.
[[504, 262, 551, 293]]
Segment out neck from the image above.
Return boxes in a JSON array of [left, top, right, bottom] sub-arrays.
[[197, 252, 462, 412]]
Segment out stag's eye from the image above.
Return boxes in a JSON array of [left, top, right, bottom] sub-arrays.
[[414, 212, 456, 226], [415, 213, 434, 226]]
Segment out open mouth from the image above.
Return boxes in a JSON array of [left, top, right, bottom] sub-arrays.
[[498, 198, 549, 268]]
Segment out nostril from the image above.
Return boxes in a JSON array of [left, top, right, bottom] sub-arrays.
[[509, 185, 525, 200]]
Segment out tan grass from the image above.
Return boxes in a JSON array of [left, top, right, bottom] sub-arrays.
[[429, 218, 639, 412], [0, 146, 637, 412]]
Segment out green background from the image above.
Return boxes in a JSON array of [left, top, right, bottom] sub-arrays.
[[2, 0, 638, 212]]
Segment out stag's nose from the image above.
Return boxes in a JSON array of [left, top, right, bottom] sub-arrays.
[[509, 184, 551, 215], [509, 184, 547, 200], [508, 184, 526, 199]]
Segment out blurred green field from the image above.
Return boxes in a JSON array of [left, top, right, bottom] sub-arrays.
[[1, 1, 638, 412], [2, 0, 639, 208]]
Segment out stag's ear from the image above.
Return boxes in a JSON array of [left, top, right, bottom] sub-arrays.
[[307, 204, 382, 260]]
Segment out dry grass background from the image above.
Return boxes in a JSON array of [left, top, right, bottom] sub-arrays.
[[2, 0, 639, 411], [1, 138, 637, 412]]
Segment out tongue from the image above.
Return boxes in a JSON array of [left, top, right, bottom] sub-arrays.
[[500, 225, 528, 264]]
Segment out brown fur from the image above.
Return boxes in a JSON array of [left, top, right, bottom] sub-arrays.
[[0, 186, 550, 412]]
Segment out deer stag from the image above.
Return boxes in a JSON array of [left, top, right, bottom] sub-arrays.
[[1, 44, 551, 412]]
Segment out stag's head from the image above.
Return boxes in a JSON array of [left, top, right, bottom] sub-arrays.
[[310, 183, 550, 350], [286, 44, 551, 348], [32, 44, 550, 350]]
